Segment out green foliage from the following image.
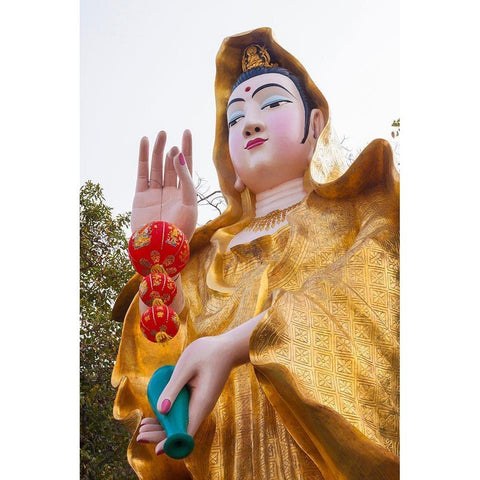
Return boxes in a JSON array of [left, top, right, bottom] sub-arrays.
[[391, 118, 400, 138], [80, 181, 136, 479]]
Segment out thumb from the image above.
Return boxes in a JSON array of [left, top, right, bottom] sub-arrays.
[[157, 364, 191, 414], [155, 437, 167, 456], [185, 380, 214, 438], [174, 152, 197, 206]]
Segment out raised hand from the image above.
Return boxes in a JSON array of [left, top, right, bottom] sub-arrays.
[[131, 130, 198, 240]]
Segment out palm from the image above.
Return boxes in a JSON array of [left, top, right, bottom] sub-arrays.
[[131, 130, 198, 240], [132, 187, 196, 238]]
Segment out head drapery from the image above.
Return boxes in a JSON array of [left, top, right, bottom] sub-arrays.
[[190, 27, 394, 252]]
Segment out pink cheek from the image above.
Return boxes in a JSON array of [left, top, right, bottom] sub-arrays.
[[269, 116, 293, 138], [229, 132, 244, 160], [272, 109, 304, 140]]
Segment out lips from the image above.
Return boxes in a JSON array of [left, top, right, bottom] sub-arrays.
[[245, 138, 267, 150]]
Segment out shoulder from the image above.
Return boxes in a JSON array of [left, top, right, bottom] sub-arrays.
[[308, 139, 399, 200]]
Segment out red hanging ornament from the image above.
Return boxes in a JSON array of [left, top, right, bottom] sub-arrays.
[[128, 221, 190, 277], [140, 302, 180, 343], [139, 273, 177, 307]]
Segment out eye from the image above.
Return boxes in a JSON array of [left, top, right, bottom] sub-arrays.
[[227, 112, 244, 128], [261, 96, 292, 110]]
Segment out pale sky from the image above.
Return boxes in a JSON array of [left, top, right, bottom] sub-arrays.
[[80, 0, 399, 224]]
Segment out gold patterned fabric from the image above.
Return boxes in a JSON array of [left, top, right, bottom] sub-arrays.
[[111, 27, 399, 479]]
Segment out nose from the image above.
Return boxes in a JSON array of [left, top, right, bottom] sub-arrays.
[[243, 119, 264, 138]]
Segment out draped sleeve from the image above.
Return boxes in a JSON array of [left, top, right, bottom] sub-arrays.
[[249, 179, 399, 479]]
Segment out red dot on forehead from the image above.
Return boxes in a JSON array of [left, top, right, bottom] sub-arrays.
[[245, 86, 251, 92]]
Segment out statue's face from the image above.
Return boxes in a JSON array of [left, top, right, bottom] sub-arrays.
[[227, 72, 314, 194]]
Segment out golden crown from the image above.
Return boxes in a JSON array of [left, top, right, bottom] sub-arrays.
[[241, 44, 278, 72]]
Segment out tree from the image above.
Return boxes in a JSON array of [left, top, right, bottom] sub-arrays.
[[391, 118, 400, 139], [390, 118, 400, 168], [80, 181, 135, 479], [195, 175, 225, 217]]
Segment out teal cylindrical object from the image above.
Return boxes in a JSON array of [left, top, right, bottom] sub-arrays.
[[147, 365, 194, 459]]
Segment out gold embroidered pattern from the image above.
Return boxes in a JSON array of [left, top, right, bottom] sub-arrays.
[[132, 223, 152, 249], [150, 264, 166, 275], [245, 202, 301, 232]]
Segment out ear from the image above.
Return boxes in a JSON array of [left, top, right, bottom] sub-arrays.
[[234, 174, 246, 192], [309, 109, 325, 140]]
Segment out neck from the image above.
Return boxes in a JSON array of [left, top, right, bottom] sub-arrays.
[[255, 177, 307, 217]]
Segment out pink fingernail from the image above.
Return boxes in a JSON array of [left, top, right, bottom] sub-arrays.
[[179, 153, 185, 165], [160, 399, 171, 413], [156, 448, 164, 456]]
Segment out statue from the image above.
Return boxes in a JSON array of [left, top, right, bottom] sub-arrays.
[[112, 27, 399, 479]]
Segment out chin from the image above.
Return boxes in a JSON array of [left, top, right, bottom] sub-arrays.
[[234, 154, 308, 192]]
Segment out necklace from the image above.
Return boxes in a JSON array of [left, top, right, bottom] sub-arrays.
[[245, 201, 301, 232]]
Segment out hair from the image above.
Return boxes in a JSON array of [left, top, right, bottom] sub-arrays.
[[231, 66, 316, 143]]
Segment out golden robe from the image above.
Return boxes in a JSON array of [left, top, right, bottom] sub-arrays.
[[111, 138, 400, 479]]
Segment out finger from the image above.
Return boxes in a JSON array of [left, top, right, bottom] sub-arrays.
[[155, 438, 167, 456], [140, 417, 161, 426], [139, 423, 164, 433], [138, 297, 148, 316], [150, 131, 166, 189], [174, 152, 197, 206], [157, 363, 194, 415], [137, 429, 166, 445], [135, 136, 149, 193], [181, 129, 193, 176], [163, 146, 179, 187]]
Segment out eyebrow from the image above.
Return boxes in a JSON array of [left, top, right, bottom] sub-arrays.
[[227, 83, 295, 110], [227, 98, 245, 109], [252, 83, 294, 98]]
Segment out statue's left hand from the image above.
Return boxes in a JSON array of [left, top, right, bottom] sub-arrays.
[[137, 336, 235, 455]]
